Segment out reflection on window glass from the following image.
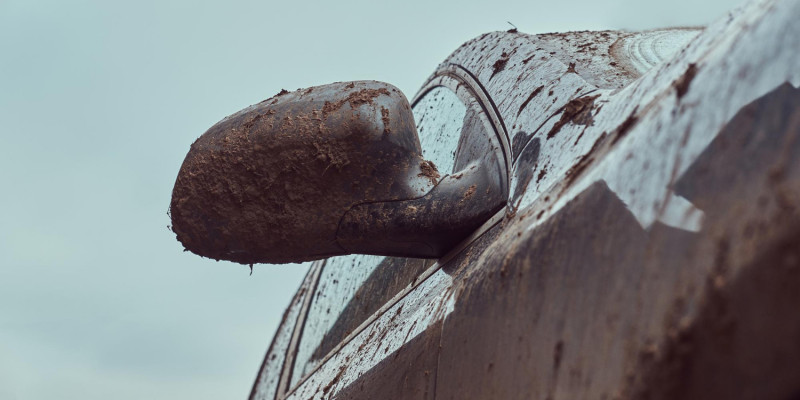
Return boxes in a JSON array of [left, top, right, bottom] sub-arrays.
[[413, 86, 467, 174], [291, 254, 382, 383], [250, 263, 316, 400], [289, 255, 432, 386]]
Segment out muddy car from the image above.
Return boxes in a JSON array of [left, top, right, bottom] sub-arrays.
[[170, 0, 800, 398]]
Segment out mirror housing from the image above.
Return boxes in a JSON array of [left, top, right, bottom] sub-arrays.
[[170, 81, 506, 264]]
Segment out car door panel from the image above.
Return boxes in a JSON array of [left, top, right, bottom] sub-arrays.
[[334, 322, 443, 400]]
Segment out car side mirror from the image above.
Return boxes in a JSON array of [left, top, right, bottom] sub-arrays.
[[170, 81, 507, 264]]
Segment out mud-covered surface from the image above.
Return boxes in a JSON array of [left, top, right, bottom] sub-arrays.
[[434, 79, 800, 400], [517, 85, 544, 118], [617, 83, 800, 399], [321, 87, 390, 118], [330, 322, 441, 400], [338, 160, 506, 258], [673, 63, 698, 100], [284, 259, 457, 400], [623, 234, 800, 400], [490, 51, 510, 80], [170, 81, 425, 264]]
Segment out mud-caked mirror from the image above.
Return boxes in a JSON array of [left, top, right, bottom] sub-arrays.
[[170, 80, 508, 264]]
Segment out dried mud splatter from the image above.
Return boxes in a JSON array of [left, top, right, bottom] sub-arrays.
[[609, 108, 640, 145], [463, 184, 477, 200], [546, 94, 600, 139], [537, 167, 548, 183], [418, 160, 441, 185], [674, 63, 698, 100], [517, 85, 545, 117], [322, 88, 391, 118], [490, 52, 510, 80], [381, 107, 391, 134], [563, 132, 608, 190], [566, 62, 577, 74]]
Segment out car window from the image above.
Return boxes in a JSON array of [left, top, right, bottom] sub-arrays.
[[285, 84, 477, 389], [288, 256, 434, 385]]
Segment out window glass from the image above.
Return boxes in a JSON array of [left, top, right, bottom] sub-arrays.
[[287, 85, 468, 387], [290, 254, 379, 382], [289, 256, 434, 385]]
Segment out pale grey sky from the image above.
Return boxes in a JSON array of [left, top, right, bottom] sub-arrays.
[[0, 0, 742, 398]]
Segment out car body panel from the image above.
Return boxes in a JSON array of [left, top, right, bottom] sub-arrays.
[[252, 0, 800, 398]]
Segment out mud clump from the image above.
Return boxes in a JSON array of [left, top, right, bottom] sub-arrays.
[[322, 87, 391, 118], [418, 160, 441, 185], [674, 63, 698, 100], [517, 85, 544, 117], [381, 107, 391, 134], [609, 108, 640, 145], [463, 184, 477, 200], [258, 90, 289, 105], [566, 62, 577, 74], [537, 167, 547, 183], [346, 88, 391, 107], [546, 94, 600, 139], [170, 81, 421, 265], [491, 51, 510, 80], [562, 132, 608, 190]]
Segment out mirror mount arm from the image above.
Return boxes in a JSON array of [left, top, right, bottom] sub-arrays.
[[336, 160, 507, 258]]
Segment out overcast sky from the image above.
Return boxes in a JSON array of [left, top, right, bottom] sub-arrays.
[[0, 0, 743, 398]]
